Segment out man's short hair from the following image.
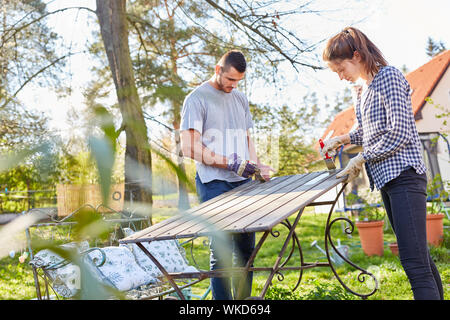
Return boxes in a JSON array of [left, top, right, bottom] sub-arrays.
[[218, 50, 246, 73]]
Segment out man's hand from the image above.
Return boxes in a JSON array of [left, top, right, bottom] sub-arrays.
[[320, 136, 343, 158], [256, 163, 276, 181], [336, 153, 365, 183], [227, 153, 258, 178]]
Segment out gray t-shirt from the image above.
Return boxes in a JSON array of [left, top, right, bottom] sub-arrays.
[[181, 81, 254, 183]]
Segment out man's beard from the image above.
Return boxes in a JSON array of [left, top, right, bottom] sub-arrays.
[[216, 75, 232, 93]]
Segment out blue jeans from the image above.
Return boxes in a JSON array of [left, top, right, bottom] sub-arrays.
[[195, 174, 255, 300], [380, 168, 443, 300]]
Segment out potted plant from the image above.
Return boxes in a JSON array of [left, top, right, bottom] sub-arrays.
[[388, 242, 399, 256], [346, 192, 385, 256], [426, 174, 448, 247]]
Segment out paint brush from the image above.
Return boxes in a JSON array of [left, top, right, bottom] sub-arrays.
[[319, 139, 336, 170]]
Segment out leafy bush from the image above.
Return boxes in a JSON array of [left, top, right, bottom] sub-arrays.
[[265, 285, 302, 300], [346, 192, 385, 221], [426, 174, 449, 214], [298, 280, 356, 300], [266, 281, 356, 300]]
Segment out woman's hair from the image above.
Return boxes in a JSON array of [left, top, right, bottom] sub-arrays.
[[218, 50, 247, 73], [323, 27, 388, 76]]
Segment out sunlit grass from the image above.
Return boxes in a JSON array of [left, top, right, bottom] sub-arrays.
[[171, 210, 449, 300], [1, 209, 448, 300]]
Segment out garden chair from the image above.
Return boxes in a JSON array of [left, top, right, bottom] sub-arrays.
[[25, 206, 206, 300]]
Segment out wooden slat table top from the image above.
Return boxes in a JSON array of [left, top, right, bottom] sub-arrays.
[[120, 170, 345, 244]]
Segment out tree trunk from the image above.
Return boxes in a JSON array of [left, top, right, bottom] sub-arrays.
[[96, 0, 153, 216], [173, 119, 190, 210], [165, 14, 190, 210]]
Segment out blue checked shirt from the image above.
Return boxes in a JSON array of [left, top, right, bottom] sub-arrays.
[[349, 66, 426, 190]]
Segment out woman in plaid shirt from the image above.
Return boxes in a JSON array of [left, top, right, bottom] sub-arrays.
[[320, 27, 443, 300]]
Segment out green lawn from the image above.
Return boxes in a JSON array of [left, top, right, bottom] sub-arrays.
[[1, 209, 448, 300], [182, 210, 449, 300]]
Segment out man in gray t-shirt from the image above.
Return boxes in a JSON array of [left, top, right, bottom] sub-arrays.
[[180, 50, 273, 300], [181, 78, 254, 183]]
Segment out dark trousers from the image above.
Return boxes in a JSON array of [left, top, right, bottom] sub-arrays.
[[195, 174, 255, 300], [380, 168, 443, 300]]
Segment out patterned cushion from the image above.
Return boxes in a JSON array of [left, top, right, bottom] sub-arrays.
[[87, 246, 154, 291], [30, 241, 152, 295], [29, 241, 90, 298], [121, 228, 197, 278], [29, 241, 89, 269], [29, 229, 199, 297]]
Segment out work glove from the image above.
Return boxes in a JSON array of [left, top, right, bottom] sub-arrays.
[[336, 153, 365, 183], [227, 153, 257, 178], [320, 137, 343, 158], [256, 163, 276, 182]]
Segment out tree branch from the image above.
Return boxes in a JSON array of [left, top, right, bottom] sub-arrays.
[[203, 0, 323, 71], [1, 6, 96, 49], [1, 51, 83, 109]]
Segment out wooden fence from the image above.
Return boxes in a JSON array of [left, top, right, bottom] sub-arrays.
[[56, 184, 124, 217]]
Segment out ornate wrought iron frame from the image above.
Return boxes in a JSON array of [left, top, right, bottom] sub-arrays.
[[135, 182, 378, 300]]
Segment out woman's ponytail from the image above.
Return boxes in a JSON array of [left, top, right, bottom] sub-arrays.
[[323, 27, 388, 76]]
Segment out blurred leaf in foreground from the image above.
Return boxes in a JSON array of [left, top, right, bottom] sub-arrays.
[[88, 136, 115, 206]]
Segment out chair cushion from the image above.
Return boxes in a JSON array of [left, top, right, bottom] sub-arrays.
[[29, 241, 89, 269], [30, 241, 153, 295], [121, 228, 197, 278], [29, 241, 90, 298], [87, 246, 154, 291]]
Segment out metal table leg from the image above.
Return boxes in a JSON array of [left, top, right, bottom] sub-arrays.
[[240, 183, 378, 300], [323, 183, 378, 299], [136, 242, 186, 300], [258, 208, 305, 298]]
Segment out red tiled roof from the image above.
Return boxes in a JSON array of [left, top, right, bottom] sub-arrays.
[[316, 106, 356, 151], [317, 50, 450, 151], [406, 50, 450, 115]]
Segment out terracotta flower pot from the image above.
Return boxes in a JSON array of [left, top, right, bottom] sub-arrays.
[[355, 220, 384, 256], [426, 213, 444, 247], [388, 242, 399, 256]]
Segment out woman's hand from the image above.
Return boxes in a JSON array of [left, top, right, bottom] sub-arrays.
[[320, 136, 343, 158], [336, 153, 365, 182]]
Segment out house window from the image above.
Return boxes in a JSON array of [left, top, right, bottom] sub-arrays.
[[419, 133, 441, 182]]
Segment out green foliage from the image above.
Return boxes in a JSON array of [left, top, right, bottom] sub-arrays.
[[323, 87, 353, 121], [0, 143, 61, 212], [1, 0, 449, 301], [425, 37, 447, 58], [0, 105, 50, 151], [426, 174, 449, 214], [71, 207, 111, 243], [250, 100, 322, 176], [264, 281, 356, 300], [88, 137, 115, 204], [57, 151, 100, 185], [127, 0, 227, 113], [346, 192, 385, 221], [299, 281, 356, 300], [430, 240, 450, 263], [1, 211, 449, 300], [264, 285, 302, 300], [249, 87, 354, 176], [0, 259, 37, 299], [150, 145, 195, 193], [0, 0, 67, 109], [424, 97, 449, 134]]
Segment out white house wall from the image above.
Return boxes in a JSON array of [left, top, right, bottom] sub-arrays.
[[437, 137, 450, 185], [415, 66, 450, 134], [415, 66, 450, 185]]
